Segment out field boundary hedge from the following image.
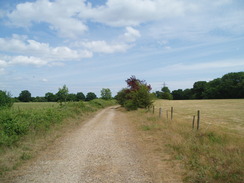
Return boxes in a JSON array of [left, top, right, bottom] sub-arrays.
[[0, 99, 117, 176]]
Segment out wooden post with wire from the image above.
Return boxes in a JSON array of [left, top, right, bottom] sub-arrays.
[[159, 108, 162, 118], [192, 115, 195, 129], [171, 107, 173, 120], [197, 110, 200, 130]]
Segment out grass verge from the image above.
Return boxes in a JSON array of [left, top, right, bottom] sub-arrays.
[[0, 99, 117, 177], [127, 100, 244, 183]]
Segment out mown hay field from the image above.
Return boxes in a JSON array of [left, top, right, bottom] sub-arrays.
[[154, 99, 244, 135], [129, 99, 244, 183]]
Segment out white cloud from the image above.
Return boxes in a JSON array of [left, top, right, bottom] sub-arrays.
[[10, 56, 48, 66], [0, 59, 8, 68], [6, 0, 243, 40], [122, 27, 141, 42], [0, 59, 7, 75], [41, 78, 48, 82], [77, 26, 140, 53], [0, 35, 93, 63], [141, 59, 244, 79], [6, 0, 192, 34], [146, 1, 244, 41], [79, 0, 189, 26], [7, 0, 190, 30], [80, 40, 131, 53], [7, 0, 88, 38], [163, 60, 244, 72]]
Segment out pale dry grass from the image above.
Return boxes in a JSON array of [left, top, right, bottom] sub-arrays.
[[154, 99, 244, 135], [127, 99, 244, 183]]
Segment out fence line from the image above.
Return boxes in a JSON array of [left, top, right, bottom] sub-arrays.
[[150, 105, 200, 130], [149, 105, 244, 137]]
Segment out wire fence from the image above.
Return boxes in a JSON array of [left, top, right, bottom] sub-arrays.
[[148, 105, 244, 137]]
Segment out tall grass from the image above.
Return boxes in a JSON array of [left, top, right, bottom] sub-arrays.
[[0, 99, 117, 176], [128, 99, 244, 183]]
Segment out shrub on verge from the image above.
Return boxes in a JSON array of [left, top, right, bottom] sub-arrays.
[[116, 76, 152, 110]]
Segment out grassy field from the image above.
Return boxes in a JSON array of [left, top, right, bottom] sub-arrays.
[[128, 99, 244, 183], [0, 99, 117, 177], [13, 102, 59, 109], [154, 99, 244, 135]]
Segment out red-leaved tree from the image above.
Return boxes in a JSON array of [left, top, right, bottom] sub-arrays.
[[116, 76, 152, 110]]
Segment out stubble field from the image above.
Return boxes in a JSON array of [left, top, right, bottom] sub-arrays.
[[128, 99, 244, 183], [154, 99, 244, 135]]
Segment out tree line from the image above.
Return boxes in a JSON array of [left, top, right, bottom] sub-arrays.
[[0, 85, 112, 108], [154, 72, 244, 100], [1, 72, 243, 110]]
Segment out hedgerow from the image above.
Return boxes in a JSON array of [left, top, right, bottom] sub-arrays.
[[0, 100, 117, 147]]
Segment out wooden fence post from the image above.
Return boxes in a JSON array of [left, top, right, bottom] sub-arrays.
[[192, 115, 195, 129], [166, 110, 169, 121], [197, 110, 200, 130], [171, 107, 173, 120], [159, 108, 162, 118]]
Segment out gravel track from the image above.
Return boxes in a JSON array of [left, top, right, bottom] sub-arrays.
[[11, 107, 154, 183]]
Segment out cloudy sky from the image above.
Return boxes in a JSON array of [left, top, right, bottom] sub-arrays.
[[0, 0, 243, 97]]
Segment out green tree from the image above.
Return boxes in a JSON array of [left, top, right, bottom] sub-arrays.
[[101, 88, 112, 100], [115, 88, 127, 106], [18, 90, 32, 102], [0, 90, 13, 108], [161, 86, 173, 100], [202, 78, 222, 99], [219, 72, 244, 98], [32, 96, 46, 102], [192, 81, 207, 99], [155, 91, 163, 99], [67, 93, 77, 101], [172, 89, 184, 100], [56, 85, 69, 104], [77, 92, 85, 101], [172, 72, 244, 100], [45, 92, 57, 102], [116, 76, 152, 110], [183, 89, 193, 99], [161, 86, 170, 93], [86, 92, 97, 101]]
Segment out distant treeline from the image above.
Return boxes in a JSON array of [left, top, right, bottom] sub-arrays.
[[1, 85, 112, 109], [172, 72, 244, 100], [153, 72, 244, 100], [12, 90, 98, 103]]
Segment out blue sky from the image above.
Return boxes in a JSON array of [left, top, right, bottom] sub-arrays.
[[0, 0, 243, 97]]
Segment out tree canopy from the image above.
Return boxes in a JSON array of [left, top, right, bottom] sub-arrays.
[[18, 90, 32, 102], [116, 76, 152, 110], [56, 85, 69, 104], [77, 92, 86, 101], [0, 90, 13, 108], [171, 72, 244, 100], [101, 88, 112, 100], [45, 92, 57, 102], [154, 86, 173, 100], [86, 92, 97, 101]]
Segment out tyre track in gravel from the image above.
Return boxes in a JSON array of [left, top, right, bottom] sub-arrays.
[[9, 107, 154, 183]]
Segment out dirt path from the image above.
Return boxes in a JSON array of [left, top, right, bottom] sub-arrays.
[[9, 107, 155, 183]]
